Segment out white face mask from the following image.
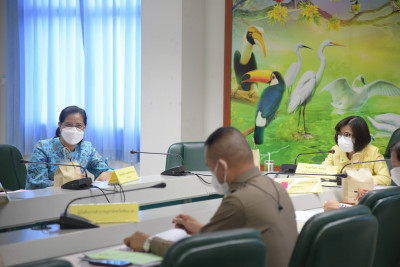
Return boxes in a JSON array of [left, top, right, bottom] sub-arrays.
[[338, 135, 354, 153], [390, 167, 400, 186], [211, 162, 229, 195], [61, 127, 84, 145]]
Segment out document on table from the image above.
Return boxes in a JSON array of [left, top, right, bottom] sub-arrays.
[[295, 208, 324, 222]]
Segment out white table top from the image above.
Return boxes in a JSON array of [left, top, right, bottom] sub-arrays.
[[0, 173, 216, 230], [0, 185, 345, 266]]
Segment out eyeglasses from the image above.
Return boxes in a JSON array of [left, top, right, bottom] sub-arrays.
[[338, 132, 352, 138], [62, 122, 85, 130]]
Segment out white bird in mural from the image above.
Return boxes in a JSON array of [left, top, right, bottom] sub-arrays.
[[321, 75, 400, 114], [284, 43, 312, 95], [287, 40, 343, 133], [367, 113, 400, 133]]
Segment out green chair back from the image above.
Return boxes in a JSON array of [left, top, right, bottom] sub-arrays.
[[359, 187, 400, 267], [0, 145, 27, 191], [289, 205, 378, 267], [14, 259, 73, 267], [161, 228, 266, 267], [165, 142, 208, 171]]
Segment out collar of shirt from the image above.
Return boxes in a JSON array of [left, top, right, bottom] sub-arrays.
[[229, 166, 261, 192], [337, 144, 369, 165]]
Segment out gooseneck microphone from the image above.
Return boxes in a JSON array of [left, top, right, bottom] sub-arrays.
[[60, 182, 167, 229], [340, 159, 387, 174], [130, 150, 188, 176], [294, 149, 335, 165], [265, 172, 347, 179], [20, 159, 92, 190], [281, 149, 335, 174]]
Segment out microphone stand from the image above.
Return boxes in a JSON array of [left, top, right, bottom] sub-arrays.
[[60, 182, 167, 229], [20, 160, 92, 190], [338, 159, 387, 185], [130, 150, 188, 176], [281, 150, 335, 174]]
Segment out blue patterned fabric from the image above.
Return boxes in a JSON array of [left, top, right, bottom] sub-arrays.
[[26, 138, 113, 189]]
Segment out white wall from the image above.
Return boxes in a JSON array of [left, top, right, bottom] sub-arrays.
[[140, 0, 224, 176], [0, 0, 6, 144]]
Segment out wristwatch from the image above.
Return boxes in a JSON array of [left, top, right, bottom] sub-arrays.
[[143, 236, 153, 252]]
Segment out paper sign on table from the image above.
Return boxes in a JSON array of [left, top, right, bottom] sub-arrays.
[[69, 203, 139, 223], [275, 178, 322, 193], [108, 166, 139, 185], [295, 163, 339, 179]]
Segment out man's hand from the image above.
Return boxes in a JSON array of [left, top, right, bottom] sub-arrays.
[[323, 200, 340, 211], [172, 214, 204, 235], [123, 231, 150, 251], [95, 171, 112, 181]]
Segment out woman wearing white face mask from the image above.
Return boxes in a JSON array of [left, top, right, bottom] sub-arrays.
[[25, 106, 113, 189], [322, 116, 391, 186]]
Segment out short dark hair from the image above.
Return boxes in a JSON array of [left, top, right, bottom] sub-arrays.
[[205, 126, 239, 148], [334, 116, 371, 152], [205, 126, 253, 165], [55, 106, 87, 137], [390, 141, 400, 162]]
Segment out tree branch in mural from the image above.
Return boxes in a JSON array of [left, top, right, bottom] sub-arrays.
[[233, 1, 400, 30]]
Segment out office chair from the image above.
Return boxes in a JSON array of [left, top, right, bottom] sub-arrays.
[[161, 228, 266, 267], [165, 142, 208, 171], [359, 187, 400, 267], [13, 259, 73, 267], [289, 205, 378, 267], [0, 144, 27, 191], [384, 128, 400, 170]]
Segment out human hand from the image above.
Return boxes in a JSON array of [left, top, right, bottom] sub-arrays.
[[95, 171, 112, 181], [354, 188, 369, 202], [123, 231, 150, 251], [172, 214, 203, 235], [323, 200, 340, 211]]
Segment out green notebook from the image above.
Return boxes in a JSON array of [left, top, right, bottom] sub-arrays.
[[87, 249, 162, 266]]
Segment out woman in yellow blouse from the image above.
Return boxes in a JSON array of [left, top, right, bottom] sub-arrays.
[[322, 116, 391, 185]]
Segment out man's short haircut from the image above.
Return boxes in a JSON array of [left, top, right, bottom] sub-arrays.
[[334, 116, 371, 152], [390, 141, 400, 162], [205, 126, 253, 165]]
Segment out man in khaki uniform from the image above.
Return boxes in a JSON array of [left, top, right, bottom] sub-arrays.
[[124, 126, 298, 267]]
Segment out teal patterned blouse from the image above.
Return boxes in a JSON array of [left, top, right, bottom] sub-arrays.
[[26, 138, 113, 189]]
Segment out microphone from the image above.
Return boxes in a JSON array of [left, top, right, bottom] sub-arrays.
[[340, 159, 387, 174], [337, 159, 387, 186], [59, 182, 167, 229], [130, 150, 188, 176], [20, 159, 92, 190], [281, 149, 335, 174], [265, 172, 347, 179]]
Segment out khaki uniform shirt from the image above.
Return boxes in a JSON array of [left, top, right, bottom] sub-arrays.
[[322, 144, 391, 185], [150, 167, 298, 267]]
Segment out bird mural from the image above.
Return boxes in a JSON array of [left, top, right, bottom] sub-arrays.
[[232, 0, 253, 12], [350, 0, 361, 15], [367, 113, 400, 133], [321, 74, 400, 114], [284, 43, 312, 95], [241, 69, 286, 145], [287, 40, 343, 134], [232, 26, 267, 98]]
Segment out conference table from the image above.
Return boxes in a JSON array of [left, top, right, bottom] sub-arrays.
[[0, 173, 343, 266], [0, 173, 218, 230]]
